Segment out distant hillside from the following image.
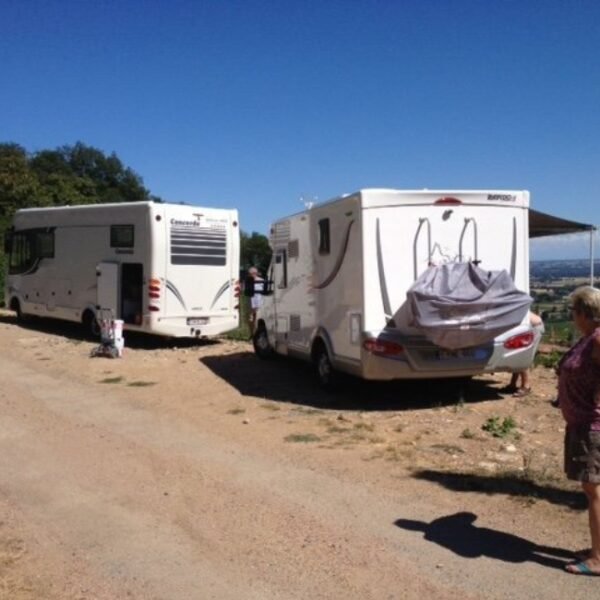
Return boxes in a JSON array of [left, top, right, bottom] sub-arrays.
[[530, 259, 599, 280]]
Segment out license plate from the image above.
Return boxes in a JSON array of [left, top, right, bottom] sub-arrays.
[[187, 317, 209, 326], [438, 349, 474, 360]]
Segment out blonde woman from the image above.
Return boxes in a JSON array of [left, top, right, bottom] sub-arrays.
[[558, 286, 600, 575]]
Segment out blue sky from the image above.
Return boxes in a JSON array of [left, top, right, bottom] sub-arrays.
[[1, 0, 598, 259]]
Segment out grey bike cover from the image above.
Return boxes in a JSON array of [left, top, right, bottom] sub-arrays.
[[406, 262, 532, 350]]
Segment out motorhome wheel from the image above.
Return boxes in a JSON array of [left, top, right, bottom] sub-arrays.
[[253, 324, 273, 359], [82, 310, 101, 338], [314, 346, 339, 391], [10, 298, 23, 322]]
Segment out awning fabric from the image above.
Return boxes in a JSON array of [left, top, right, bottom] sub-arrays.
[[529, 209, 595, 238]]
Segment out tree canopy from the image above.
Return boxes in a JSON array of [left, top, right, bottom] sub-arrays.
[[0, 142, 152, 220], [240, 231, 272, 275]]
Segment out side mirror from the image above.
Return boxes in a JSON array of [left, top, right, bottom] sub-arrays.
[[261, 279, 274, 296]]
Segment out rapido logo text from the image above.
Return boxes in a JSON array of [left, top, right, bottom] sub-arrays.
[[487, 194, 517, 202]]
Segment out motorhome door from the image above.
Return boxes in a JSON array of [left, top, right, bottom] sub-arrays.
[[96, 262, 120, 316], [273, 249, 289, 354]]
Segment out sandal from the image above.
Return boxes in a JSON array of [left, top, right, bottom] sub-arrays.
[[565, 560, 600, 576], [513, 387, 531, 398]]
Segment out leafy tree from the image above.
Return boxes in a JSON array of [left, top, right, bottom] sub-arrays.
[[0, 144, 44, 223], [29, 142, 149, 205], [240, 231, 272, 275]]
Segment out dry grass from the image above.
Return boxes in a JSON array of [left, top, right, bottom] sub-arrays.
[[99, 376, 124, 384]]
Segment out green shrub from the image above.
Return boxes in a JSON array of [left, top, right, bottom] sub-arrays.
[[534, 349, 563, 369], [482, 416, 517, 438]]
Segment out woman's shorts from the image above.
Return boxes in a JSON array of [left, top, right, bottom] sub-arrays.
[[564, 426, 600, 484]]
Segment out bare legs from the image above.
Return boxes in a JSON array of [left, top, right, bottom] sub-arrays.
[[566, 482, 600, 573], [583, 482, 600, 564], [508, 371, 531, 397]]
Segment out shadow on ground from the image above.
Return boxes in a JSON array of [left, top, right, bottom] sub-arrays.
[[200, 351, 508, 412], [413, 469, 586, 510], [0, 314, 220, 350], [395, 511, 573, 569]]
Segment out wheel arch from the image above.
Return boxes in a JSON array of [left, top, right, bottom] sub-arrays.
[[9, 296, 21, 312], [310, 327, 335, 363]]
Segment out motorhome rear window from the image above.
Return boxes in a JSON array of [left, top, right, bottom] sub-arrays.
[[318, 219, 330, 255], [111, 225, 134, 248]]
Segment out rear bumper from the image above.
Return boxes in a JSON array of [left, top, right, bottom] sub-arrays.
[[358, 326, 543, 381], [137, 314, 239, 338]]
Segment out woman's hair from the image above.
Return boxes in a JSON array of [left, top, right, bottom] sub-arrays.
[[570, 286, 600, 322]]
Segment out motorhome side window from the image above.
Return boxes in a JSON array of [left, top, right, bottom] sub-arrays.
[[111, 225, 134, 248], [318, 218, 330, 255], [8, 229, 54, 274], [275, 250, 287, 288]]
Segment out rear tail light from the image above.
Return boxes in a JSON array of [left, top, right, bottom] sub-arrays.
[[363, 338, 405, 357], [504, 332, 534, 350], [234, 280, 241, 298], [148, 277, 161, 307]]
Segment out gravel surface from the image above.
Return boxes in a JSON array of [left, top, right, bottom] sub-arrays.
[[0, 312, 597, 599]]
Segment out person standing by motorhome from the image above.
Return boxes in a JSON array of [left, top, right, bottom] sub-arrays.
[[245, 267, 264, 335], [504, 312, 544, 397], [557, 286, 600, 576]]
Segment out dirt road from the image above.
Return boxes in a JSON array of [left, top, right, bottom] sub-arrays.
[[0, 313, 597, 599]]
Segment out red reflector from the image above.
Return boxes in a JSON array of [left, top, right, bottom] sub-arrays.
[[363, 338, 405, 357], [148, 305, 160, 312], [149, 285, 160, 292], [435, 197, 462, 206], [504, 332, 534, 350], [149, 292, 160, 299]]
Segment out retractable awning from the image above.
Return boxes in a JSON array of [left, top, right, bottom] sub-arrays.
[[529, 208, 597, 285], [529, 208, 595, 238]]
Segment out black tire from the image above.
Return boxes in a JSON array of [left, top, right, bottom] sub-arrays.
[[10, 298, 24, 322], [253, 323, 273, 359], [82, 310, 100, 338], [313, 343, 340, 391]]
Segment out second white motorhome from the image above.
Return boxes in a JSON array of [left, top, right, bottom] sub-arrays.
[[4, 201, 240, 338], [253, 189, 541, 386]]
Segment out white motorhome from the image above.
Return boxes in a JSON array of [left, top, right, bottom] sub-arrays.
[[4, 201, 240, 338], [253, 189, 540, 386]]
